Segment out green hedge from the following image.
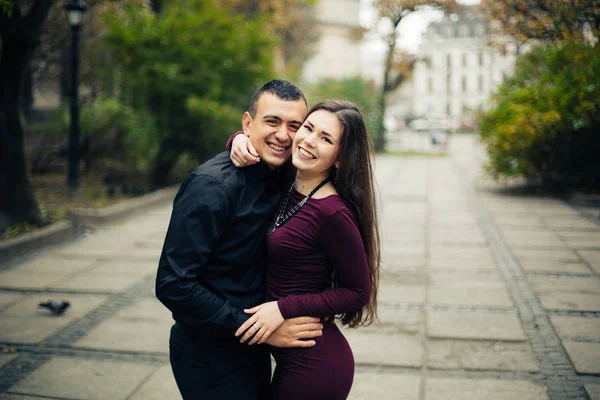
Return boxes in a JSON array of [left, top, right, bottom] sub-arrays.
[[479, 42, 600, 190]]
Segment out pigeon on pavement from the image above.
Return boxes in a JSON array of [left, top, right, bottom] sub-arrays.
[[38, 300, 70, 316]]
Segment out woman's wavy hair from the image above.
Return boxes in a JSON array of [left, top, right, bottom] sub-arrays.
[[308, 100, 380, 327]]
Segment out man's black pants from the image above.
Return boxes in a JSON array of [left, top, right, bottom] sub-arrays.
[[169, 323, 271, 400]]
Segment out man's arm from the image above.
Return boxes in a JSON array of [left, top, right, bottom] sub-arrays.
[[155, 173, 248, 335]]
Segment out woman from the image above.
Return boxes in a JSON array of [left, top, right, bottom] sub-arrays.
[[234, 100, 380, 399]]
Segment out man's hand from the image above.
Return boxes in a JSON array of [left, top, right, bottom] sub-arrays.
[[231, 134, 259, 167], [264, 317, 323, 348]]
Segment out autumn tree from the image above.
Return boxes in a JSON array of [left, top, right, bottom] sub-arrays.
[[218, 0, 318, 78], [480, 0, 600, 44], [372, 0, 457, 152]]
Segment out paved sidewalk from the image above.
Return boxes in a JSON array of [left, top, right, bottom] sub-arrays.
[[0, 135, 599, 399]]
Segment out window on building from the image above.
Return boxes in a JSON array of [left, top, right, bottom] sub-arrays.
[[462, 105, 469, 113], [476, 25, 486, 36], [462, 76, 467, 92], [459, 25, 468, 37], [462, 53, 467, 67], [428, 77, 433, 93], [478, 76, 484, 92], [478, 52, 484, 67], [447, 54, 451, 69], [446, 103, 451, 115]]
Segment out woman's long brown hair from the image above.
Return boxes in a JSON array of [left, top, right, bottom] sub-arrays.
[[308, 100, 380, 327]]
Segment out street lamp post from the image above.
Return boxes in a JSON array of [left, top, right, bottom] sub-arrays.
[[65, 0, 86, 195]]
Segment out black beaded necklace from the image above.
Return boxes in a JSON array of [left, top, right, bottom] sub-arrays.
[[267, 177, 331, 236]]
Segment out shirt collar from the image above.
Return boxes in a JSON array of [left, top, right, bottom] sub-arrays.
[[245, 160, 281, 183]]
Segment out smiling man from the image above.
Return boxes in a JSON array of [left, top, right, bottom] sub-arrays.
[[155, 80, 322, 400]]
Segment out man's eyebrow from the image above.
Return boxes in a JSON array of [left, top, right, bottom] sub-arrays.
[[262, 115, 282, 121]]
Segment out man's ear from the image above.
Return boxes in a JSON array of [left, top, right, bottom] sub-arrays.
[[242, 112, 252, 135]]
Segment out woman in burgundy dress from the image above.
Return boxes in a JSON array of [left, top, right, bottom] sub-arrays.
[[235, 100, 380, 399]]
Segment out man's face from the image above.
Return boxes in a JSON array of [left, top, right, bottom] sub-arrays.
[[242, 93, 308, 169]]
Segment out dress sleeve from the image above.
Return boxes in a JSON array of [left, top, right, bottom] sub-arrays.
[[277, 208, 371, 319], [225, 130, 244, 150], [155, 173, 249, 335]]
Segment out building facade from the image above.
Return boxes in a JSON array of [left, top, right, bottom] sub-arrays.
[[412, 10, 516, 125], [301, 0, 362, 84]]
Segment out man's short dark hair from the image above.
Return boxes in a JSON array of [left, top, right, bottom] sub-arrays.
[[248, 80, 307, 118]]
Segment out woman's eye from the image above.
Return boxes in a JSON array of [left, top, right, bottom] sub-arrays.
[[303, 125, 312, 132], [321, 137, 332, 143]]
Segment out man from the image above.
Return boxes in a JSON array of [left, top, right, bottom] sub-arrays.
[[156, 80, 321, 400]]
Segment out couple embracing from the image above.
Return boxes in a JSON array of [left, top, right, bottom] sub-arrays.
[[156, 80, 380, 400]]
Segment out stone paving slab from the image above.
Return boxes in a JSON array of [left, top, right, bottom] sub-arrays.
[[513, 248, 580, 262], [49, 270, 148, 293], [428, 260, 499, 272], [74, 319, 170, 354], [0, 293, 25, 311], [501, 231, 566, 248], [562, 341, 600, 374], [429, 254, 497, 267], [0, 271, 66, 290], [430, 248, 494, 259], [7, 357, 156, 400], [428, 272, 506, 289], [578, 250, 600, 274], [344, 330, 422, 367], [349, 372, 420, 400], [527, 275, 600, 293], [428, 310, 526, 341], [518, 260, 593, 274], [538, 292, 600, 311], [129, 364, 179, 400], [369, 308, 423, 334], [0, 294, 108, 344], [428, 287, 513, 307], [7, 257, 98, 275], [89, 260, 159, 276], [378, 284, 426, 304], [0, 354, 18, 370], [542, 217, 599, 230], [564, 239, 600, 249], [425, 377, 549, 400], [585, 384, 600, 400], [0, 394, 53, 399], [428, 340, 539, 372], [550, 316, 600, 341], [494, 215, 546, 228]]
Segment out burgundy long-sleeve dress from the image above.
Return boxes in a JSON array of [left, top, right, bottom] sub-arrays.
[[266, 188, 371, 400]]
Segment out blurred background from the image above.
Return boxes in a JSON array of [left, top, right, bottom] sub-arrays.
[[1, 0, 598, 237]]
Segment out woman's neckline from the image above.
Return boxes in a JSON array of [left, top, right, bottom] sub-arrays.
[[291, 186, 340, 201]]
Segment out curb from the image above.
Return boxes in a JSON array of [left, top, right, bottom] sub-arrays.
[[0, 186, 177, 263]]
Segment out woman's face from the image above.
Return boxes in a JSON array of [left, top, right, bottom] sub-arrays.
[[292, 109, 342, 177]]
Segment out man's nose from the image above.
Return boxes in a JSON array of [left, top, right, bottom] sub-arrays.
[[274, 126, 289, 143]]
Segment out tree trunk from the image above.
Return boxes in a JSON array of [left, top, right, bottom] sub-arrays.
[[150, 135, 181, 188], [0, 38, 46, 231], [0, 0, 55, 232]]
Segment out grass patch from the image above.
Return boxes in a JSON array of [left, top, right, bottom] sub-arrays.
[[1, 172, 134, 241]]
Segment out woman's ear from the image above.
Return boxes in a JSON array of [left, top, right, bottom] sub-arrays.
[[242, 112, 252, 135], [335, 160, 340, 169]]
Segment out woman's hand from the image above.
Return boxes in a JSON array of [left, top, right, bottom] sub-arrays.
[[235, 301, 284, 345], [230, 134, 260, 167]]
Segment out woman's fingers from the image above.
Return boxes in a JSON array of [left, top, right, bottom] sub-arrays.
[[235, 315, 257, 337], [244, 305, 261, 314]]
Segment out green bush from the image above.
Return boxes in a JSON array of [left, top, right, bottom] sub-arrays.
[[78, 96, 160, 172], [479, 42, 600, 190], [102, 0, 275, 186], [307, 77, 382, 144]]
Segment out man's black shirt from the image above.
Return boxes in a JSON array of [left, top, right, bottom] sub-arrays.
[[156, 151, 283, 339]]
